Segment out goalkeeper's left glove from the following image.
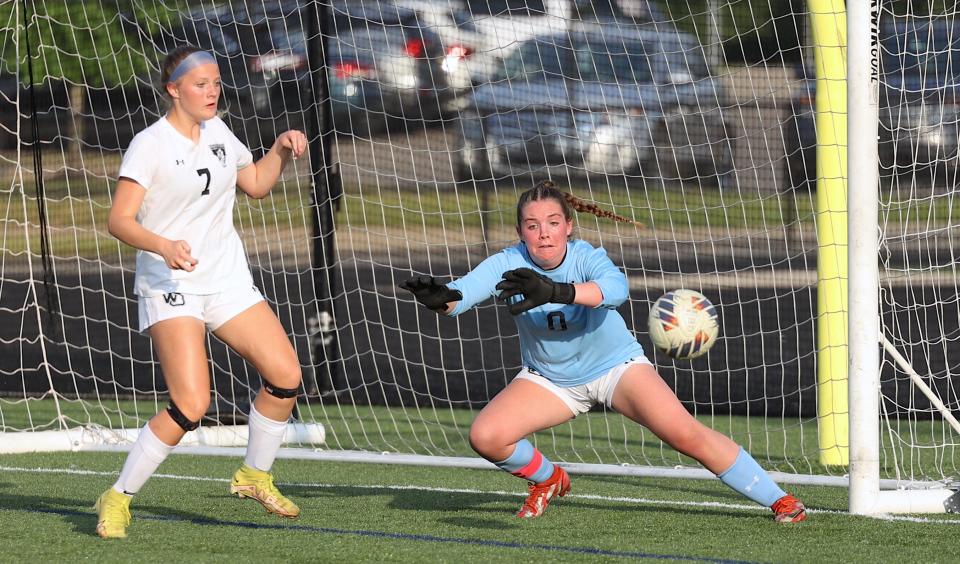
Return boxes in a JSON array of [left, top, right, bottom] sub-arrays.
[[495, 268, 575, 315]]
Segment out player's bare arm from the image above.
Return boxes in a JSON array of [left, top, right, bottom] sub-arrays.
[[236, 130, 308, 199], [571, 281, 603, 307], [108, 177, 198, 271]]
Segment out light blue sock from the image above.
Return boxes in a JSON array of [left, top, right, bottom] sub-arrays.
[[717, 447, 786, 507], [494, 439, 555, 483]]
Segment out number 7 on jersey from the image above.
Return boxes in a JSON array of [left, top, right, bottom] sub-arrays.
[[196, 168, 211, 196]]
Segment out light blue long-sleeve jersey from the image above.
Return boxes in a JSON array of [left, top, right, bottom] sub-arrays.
[[447, 240, 645, 387]]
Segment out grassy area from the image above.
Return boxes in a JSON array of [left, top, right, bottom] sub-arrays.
[[336, 181, 809, 234], [3, 397, 956, 482], [2, 177, 808, 260], [0, 449, 957, 562], [5, 170, 960, 262], [1, 177, 313, 260]]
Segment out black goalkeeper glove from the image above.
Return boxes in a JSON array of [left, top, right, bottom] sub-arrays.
[[399, 275, 463, 312], [495, 268, 576, 315]]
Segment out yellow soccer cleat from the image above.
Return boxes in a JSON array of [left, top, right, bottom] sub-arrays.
[[230, 465, 300, 519], [94, 488, 132, 539]]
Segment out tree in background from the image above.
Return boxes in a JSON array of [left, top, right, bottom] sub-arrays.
[[0, 0, 180, 156]]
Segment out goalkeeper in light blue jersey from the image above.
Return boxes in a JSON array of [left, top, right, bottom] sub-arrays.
[[399, 180, 807, 522]]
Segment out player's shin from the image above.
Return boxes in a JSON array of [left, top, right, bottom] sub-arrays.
[[717, 447, 788, 507], [494, 439, 570, 518], [97, 422, 174, 539], [113, 421, 175, 495], [244, 401, 288, 472], [494, 439, 554, 482]]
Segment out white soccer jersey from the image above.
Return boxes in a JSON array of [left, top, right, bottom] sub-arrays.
[[118, 116, 255, 296]]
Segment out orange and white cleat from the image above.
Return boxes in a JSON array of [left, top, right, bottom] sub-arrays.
[[516, 466, 571, 518], [771, 494, 807, 523]]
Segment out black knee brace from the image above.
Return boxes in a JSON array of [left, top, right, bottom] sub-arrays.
[[166, 400, 200, 432], [263, 381, 299, 399]]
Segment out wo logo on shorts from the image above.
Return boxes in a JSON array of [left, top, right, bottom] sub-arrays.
[[163, 292, 185, 307]]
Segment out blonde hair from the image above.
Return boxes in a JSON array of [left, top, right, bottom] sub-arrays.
[[516, 180, 643, 228]]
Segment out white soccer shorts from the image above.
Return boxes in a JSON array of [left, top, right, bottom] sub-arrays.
[[137, 285, 264, 333], [514, 357, 654, 416]]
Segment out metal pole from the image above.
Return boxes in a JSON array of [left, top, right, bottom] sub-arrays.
[[846, 0, 880, 515], [306, 0, 342, 396]]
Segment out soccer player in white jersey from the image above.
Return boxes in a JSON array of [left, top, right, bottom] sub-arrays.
[[94, 45, 309, 539], [400, 180, 807, 523]]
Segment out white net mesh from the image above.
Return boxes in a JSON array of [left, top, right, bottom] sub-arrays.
[[0, 0, 954, 489], [875, 2, 960, 485]]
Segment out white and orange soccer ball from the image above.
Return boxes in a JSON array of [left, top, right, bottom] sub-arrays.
[[647, 289, 719, 360]]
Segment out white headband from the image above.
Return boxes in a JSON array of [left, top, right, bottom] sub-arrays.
[[168, 51, 217, 83]]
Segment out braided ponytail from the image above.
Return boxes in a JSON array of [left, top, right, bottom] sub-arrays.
[[563, 191, 644, 228], [516, 180, 643, 230]]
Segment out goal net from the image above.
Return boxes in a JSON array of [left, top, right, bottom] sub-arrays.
[[1, 0, 957, 513]]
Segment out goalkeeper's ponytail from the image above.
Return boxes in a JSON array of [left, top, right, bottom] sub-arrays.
[[516, 180, 643, 229]]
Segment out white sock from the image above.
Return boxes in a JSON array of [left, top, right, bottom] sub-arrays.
[[244, 403, 288, 472], [112, 423, 174, 495]]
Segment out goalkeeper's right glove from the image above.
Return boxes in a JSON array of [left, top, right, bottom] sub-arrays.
[[399, 276, 463, 312]]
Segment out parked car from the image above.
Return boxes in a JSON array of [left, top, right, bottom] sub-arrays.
[[398, 0, 669, 89], [881, 15, 960, 179], [394, 0, 498, 93], [143, 5, 267, 142], [327, 1, 452, 131], [785, 15, 960, 190], [455, 21, 733, 183], [125, 0, 451, 144]]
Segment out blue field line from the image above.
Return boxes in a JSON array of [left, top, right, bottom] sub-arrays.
[[17, 506, 762, 563]]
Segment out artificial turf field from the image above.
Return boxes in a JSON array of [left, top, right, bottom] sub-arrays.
[[2, 451, 959, 563]]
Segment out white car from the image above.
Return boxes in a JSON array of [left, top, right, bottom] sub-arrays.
[[393, 0, 496, 91], [396, 0, 667, 90]]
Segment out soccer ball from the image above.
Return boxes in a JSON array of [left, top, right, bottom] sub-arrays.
[[647, 289, 719, 360]]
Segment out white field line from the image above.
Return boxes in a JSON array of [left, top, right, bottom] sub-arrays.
[[1, 464, 958, 525]]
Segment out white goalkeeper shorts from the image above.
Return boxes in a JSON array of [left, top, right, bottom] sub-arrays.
[[138, 285, 264, 333], [514, 357, 653, 416]]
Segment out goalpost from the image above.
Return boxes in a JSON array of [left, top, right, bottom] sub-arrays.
[[847, 0, 958, 514], [1, 0, 958, 515]]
